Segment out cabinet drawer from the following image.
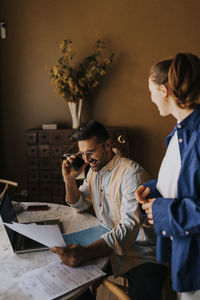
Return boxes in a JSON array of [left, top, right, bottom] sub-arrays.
[[51, 171, 63, 182], [39, 158, 51, 169], [27, 158, 38, 169], [38, 132, 50, 144], [28, 171, 39, 182], [28, 183, 39, 196], [27, 145, 38, 157], [50, 145, 62, 157], [50, 158, 62, 170], [63, 130, 73, 144], [26, 132, 37, 144], [40, 171, 50, 182], [62, 144, 74, 155], [40, 183, 52, 196], [62, 143, 78, 155], [50, 131, 64, 144], [38, 145, 50, 157], [52, 183, 65, 195]]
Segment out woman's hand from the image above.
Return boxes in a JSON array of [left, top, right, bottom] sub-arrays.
[[141, 198, 156, 225], [135, 185, 150, 204], [135, 185, 156, 224]]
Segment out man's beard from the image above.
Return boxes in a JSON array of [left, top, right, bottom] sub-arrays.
[[89, 151, 108, 172]]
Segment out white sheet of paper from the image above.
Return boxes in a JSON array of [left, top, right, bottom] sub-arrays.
[[16, 261, 106, 300], [4, 222, 66, 247]]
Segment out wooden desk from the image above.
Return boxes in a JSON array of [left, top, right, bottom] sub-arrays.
[[0, 202, 109, 299]]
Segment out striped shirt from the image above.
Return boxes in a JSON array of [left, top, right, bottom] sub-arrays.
[[69, 151, 157, 276]]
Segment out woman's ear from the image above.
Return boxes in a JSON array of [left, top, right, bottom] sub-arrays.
[[160, 84, 169, 97]]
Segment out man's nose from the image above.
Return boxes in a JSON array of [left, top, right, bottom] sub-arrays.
[[83, 154, 90, 164]]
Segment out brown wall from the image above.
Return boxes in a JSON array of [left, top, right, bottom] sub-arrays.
[[1, 0, 200, 193]]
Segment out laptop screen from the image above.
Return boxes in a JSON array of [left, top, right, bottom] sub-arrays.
[[0, 191, 18, 246]]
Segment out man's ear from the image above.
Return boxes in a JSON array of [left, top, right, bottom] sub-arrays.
[[160, 84, 169, 97], [104, 138, 112, 151]]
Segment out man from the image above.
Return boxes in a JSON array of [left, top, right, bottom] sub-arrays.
[[51, 120, 168, 300]]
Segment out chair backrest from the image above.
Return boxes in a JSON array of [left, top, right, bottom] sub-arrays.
[[0, 179, 18, 203], [102, 278, 131, 300]]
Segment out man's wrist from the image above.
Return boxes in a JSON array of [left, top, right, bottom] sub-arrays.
[[63, 177, 75, 184]]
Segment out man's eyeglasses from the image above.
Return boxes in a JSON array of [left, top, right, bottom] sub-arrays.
[[78, 143, 105, 159], [78, 148, 98, 159]]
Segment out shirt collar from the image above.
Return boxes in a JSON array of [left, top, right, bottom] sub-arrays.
[[100, 149, 122, 173], [166, 106, 200, 146], [178, 106, 200, 130]]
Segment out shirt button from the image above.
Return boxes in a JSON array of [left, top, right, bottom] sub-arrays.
[[185, 231, 189, 235], [162, 230, 166, 236], [177, 124, 182, 128], [178, 138, 183, 143]]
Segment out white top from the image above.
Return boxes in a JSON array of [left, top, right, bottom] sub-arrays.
[[157, 130, 181, 198]]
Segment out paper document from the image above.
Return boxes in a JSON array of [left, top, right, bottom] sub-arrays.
[[16, 261, 106, 300], [4, 222, 65, 247]]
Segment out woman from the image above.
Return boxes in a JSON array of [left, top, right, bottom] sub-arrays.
[[135, 53, 200, 300]]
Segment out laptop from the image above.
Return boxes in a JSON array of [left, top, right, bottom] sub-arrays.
[[0, 191, 62, 253]]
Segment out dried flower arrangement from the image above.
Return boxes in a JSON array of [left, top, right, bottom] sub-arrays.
[[45, 39, 114, 128]]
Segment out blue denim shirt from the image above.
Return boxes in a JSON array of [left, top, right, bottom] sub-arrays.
[[144, 106, 200, 292]]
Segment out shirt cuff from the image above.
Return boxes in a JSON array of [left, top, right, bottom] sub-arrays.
[[66, 196, 86, 213], [152, 198, 174, 237]]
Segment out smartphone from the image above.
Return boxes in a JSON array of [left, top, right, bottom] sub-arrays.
[[26, 205, 49, 211], [62, 153, 85, 171]]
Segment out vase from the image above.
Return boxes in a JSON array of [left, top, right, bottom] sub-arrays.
[[67, 99, 83, 129]]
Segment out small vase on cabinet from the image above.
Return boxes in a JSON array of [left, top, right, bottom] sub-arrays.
[[67, 99, 83, 129]]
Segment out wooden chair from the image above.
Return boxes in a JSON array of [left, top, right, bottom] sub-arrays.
[[91, 275, 130, 300], [102, 278, 130, 300], [0, 179, 18, 202]]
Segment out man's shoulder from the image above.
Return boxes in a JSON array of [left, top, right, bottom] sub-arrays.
[[118, 156, 140, 169], [117, 156, 141, 172], [118, 156, 150, 180]]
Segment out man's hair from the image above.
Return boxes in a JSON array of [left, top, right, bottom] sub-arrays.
[[71, 120, 110, 144]]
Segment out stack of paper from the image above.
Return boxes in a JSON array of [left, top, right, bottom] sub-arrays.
[[16, 261, 105, 300], [3, 222, 109, 299]]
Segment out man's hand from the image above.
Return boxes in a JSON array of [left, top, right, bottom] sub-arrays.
[[141, 198, 156, 225], [50, 238, 113, 267], [135, 185, 150, 204], [62, 154, 86, 181], [50, 244, 86, 267]]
